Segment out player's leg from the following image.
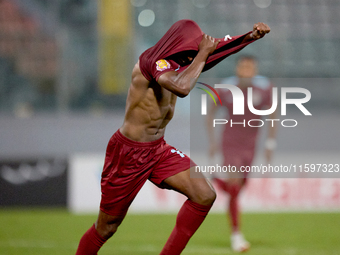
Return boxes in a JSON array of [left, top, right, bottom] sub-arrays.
[[76, 130, 158, 254], [162, 166, 216, 205], [220, 152, 243, 229], [76, 176, 150, 255], [215, 173, 249, 252], [96, 210, 126, 239], [159, 167, 216, 255], [226, 176, 244, 233], [230, 150, 256, 252], [220, 150, 252, 252], [76, 211, 126, 255], [226, 176, 250, 252], [214, 159, 244, 231]]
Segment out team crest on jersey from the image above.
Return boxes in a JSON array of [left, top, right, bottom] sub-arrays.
[[156, 59, 171, 71]]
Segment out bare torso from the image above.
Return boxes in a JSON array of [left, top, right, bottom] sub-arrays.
[[120, 61, 177, 142], [119, 31, 253, 142]]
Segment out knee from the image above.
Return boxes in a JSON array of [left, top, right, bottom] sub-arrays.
[[195, 188, 216, 206], [205, 188, 217, 205], [96, 222, 120, 239], [96, 215, 124, 240]]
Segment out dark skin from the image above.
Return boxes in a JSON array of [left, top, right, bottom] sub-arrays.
[[95, 23, 270, 240]]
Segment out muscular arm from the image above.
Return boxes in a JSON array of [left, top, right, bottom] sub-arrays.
[[158, 34, 219, 98], [157, 50, 209, 97]]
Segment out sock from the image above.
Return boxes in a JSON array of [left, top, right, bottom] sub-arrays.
[[160, 200, 212, 255], [75, 224, 107, 255], [228, 184, 241, 232]]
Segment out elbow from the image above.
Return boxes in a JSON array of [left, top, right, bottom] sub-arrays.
[[176, 88, 190, 98]]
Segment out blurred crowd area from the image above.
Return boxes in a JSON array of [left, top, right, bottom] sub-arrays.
[[0, 0, 339, 116]]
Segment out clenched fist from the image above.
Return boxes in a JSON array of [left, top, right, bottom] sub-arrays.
[[251, 22, 271, 39], [199, 34, 220, 55]]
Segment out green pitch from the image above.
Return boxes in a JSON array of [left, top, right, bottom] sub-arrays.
[[0, 209, 339, 255]]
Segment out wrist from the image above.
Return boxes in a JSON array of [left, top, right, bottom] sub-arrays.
[[241, 32, 255, 44], [195, 50, 210, 62], [250, 31, 259, 40], [265, 138, 277, 150], [197, 48, 211, 57]]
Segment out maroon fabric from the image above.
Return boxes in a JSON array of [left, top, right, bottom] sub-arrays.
[[160, 200, 212, 255], [139, 19, 255, 81], [218, 84, 273, 152], [100, 129, 195, 216], [76, 224, 107, 255]]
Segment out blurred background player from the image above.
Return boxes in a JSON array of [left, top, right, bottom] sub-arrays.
[[206, 55, 278, 252]]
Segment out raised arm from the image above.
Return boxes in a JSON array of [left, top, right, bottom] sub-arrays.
[[158, 34, 220, 98], [241, 22, 271, 44]]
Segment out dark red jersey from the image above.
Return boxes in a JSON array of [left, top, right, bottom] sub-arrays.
[[218, 75, 273, 152], [139, 19, 255, 82]]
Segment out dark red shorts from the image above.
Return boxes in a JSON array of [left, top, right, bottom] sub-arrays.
[[100, 130, 195, 216]]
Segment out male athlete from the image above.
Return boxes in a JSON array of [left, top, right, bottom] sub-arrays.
[[76, 20, 270, 255], [207, 55, 277, 252]]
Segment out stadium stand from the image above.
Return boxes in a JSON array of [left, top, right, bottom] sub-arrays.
[[0, 0, 339, 113]]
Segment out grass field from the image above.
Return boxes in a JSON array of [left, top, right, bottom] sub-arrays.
[[0, 209, 339, 255]]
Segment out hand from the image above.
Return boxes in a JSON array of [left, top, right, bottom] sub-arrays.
[[199, 34, 220, 55], [251, 22, 271, 39]]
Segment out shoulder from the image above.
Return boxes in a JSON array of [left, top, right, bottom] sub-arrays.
[[220, 76, 238, 86], [131, 61, 150, 88], [218, 76, 238, 96], [252, 75, 271, 90]]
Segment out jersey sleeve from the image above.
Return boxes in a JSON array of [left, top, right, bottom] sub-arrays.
[[203, 32, 255, 72], [153, 59, 177, 82], [252, 76, 273, 108]]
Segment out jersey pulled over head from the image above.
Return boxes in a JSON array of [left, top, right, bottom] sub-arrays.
[[139, 19, 255, 82]]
